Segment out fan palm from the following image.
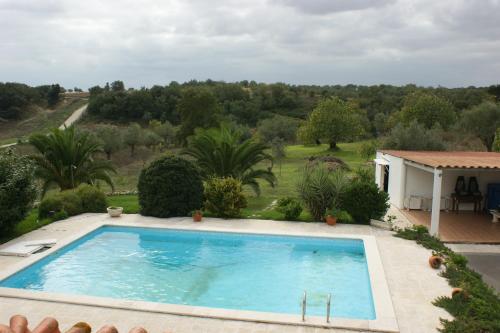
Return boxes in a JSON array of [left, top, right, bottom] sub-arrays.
[[29, 126, 116, 195], [183, 126, 276, 195]]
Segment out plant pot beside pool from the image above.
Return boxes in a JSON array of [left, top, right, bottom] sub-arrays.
[[192, 210, 203, 222], [325, 215, 337, 226], [107, 206, 123, 217]]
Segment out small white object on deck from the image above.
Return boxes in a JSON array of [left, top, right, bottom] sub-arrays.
[[0, 239, 57, 257], [490, 210, 500, 223]]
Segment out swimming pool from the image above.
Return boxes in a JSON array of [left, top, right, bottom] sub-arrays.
[[0, 226, 375, 320]]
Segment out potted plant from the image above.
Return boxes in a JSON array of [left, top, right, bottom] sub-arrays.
[[428, 252, 444, 269], [192, 210, 203, 222], [107, 206, 123, 217], [325, 208, 339, 226]]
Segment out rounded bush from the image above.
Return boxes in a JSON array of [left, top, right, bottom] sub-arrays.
[[0, 151, 37, 231], [138, 156, 204, 217], [77, 184, 107, 213], [204, 177, 247, 218], [276, 197, 302, 220], [38, 190, 83, 219], [340, 180, 389, 224]]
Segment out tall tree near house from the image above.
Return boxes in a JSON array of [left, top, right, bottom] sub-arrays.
[[29, 126, 115, 194], [177, 87, 220, 144], [461, 102, 500, 151], [124, 123, 143, 156], [493, 128, 500, 152], [95, 124, 122, 159], [400, 91, 456, 129], [298, 97, 366, 150]]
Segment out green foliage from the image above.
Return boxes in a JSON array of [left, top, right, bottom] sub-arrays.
[[298, 97, 366, 150], [0, 150, 37, 231], [401, 91, 456, 129], [29, 126, 116, 194], [95, 124, 122, 159], [326, 208, 353, 223], [358, 140, 378, 161], [183, 125, 276, 195], [204, 177, 247, 218], [340, 178, 389, 224], [383, 120, 446, 151], [276, 197, 302, 220], [395, 226, 500, 333], [270, 137, 286, 175], [138, 156, 204, 217], [257, 115, 299, 142], [149, 120, 176, 145], [296, 166, 348, 221], [177, 87, 220, 143], [124, 123, 143, 156], [142, 130, 163, 150], [38, 190, 83, 218], [461, 102, 500, 151], [51, 210, 69, 221], [76, 184, 108, 213], [493, 128, 500, 152]]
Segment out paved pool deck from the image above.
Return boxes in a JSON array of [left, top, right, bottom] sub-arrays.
[[0, 214, 452, 333]]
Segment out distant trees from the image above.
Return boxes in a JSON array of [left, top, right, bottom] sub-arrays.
[[0, 82, 61, 119], [298, 97, 366, 150], [111, 80, 125, 92], [257, 115, 299, 143], [95, 125, 122, 159], [493, 128, 500, 152], [149, 120, 176, 146], [177, 87, 220, 143], [383, 120, 446, 151], [46, 84, 61, 107], [488, 85, 500, 101], [400, 92, 456, 129], [461, 102, 500, 151], [124, 123, 143, 156]]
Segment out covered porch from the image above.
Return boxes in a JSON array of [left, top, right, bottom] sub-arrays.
[[401, 210, 500, 243], [375, 151, 500, 243]]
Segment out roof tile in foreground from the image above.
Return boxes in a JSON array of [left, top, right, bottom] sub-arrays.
[[378, 150, 500, 169]]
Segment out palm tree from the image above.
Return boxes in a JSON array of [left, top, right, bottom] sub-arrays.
[[29, 126, 116, 195], [183, 126, 276, 195]]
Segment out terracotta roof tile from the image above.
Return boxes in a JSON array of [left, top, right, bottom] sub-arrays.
[[378, 150, 500, 169]]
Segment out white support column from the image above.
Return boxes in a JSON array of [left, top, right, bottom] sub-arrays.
[[375, 163, 383, 190], [430, 168, 443, 236]]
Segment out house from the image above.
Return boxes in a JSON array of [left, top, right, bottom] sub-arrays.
[[374, 150, 500, 242]]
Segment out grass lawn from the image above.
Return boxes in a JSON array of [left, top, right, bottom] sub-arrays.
[[107, 142, 369, 220], [0, 99, 88, 145]]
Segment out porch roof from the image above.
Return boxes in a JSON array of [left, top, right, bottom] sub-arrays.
[[379, 150, 500, 170]]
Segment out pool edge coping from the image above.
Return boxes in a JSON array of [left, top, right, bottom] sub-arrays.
[[0, 216, 399, 333]]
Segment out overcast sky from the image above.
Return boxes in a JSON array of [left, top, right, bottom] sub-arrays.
[[1, 0, 499, 89]]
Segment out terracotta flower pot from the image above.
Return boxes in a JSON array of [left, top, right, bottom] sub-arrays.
[[325, 215, 337, 226], [192, 212, 203, 222], [429, 255, 444, 269], [451, 287, 468, 298]]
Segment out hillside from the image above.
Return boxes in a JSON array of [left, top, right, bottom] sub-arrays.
[[0, 98, 88, 145]]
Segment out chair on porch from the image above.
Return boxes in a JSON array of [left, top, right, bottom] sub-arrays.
[[451, 176, 483, 213]]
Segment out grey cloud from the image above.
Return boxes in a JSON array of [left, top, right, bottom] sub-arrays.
[[277, 0, 396, 15]]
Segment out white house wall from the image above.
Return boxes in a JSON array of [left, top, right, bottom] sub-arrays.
[[377, 152, 406, 208]]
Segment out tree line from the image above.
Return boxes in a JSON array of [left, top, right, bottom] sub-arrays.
[[0, 82, 61, 119]]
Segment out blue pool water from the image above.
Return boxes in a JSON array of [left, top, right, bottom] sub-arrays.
[[0, 226, 375, 319]]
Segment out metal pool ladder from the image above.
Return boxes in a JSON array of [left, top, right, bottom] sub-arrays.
[[326, 293, 332, 323], [301, 292, 332, 323], [301, 291, 307, 321]]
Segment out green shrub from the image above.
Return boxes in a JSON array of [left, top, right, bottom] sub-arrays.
[[296, 166, 348, 221], [395, 226, 500, 333], [51, 210, 69, 221], [138, 156, 204, 217], [340, 180, 389, 224], [38, 190, 83, 219], [276, 197, 302, 220], [0, 150, 37, 231], [77, 184, 107, 212], [326, 208, 354, 224], [204, 177, 247, 218]]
